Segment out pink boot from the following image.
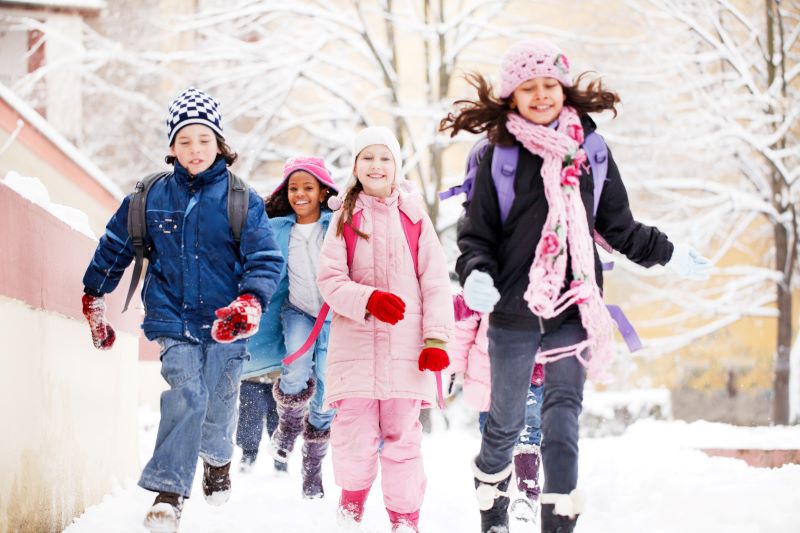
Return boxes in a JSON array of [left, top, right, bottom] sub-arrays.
[[337, 488, 370, 524], [387, 509, 420, 532]]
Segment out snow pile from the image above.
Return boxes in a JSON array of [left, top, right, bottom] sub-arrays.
[[2, 171, 96, 239], [581, 387, 672, 437]]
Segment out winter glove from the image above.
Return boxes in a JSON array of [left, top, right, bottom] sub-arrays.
[[366, 290, 406, 325], [81, 293, 116, 350], [418, 339, 450, 372], [666, 244, 712, 281], [211, 293, 262, 343], [463, 270, 500, 313]]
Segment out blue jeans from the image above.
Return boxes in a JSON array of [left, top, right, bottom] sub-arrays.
[[479, 383, 543, 447], [236, 381, 279, 453], [139, 337, 247, 497], [279, 303, 334, 430], [477, 319, 586, 495]]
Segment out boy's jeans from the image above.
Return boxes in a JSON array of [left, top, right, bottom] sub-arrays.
[[279, 303, 335, 430], [139, 337, 247, 497], [477, 319, 586, 495]]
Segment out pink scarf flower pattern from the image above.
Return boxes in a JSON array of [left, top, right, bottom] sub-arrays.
[[506, 107, 616, 381]]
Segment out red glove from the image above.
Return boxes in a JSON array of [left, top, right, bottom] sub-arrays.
[[82, 293, 116, 350], [211, 294, 262, 343], [366, 291, 405, 325], [418, 347, 450, 372]]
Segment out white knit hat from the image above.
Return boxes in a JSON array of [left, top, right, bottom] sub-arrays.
[[328, 126, 405, 210]]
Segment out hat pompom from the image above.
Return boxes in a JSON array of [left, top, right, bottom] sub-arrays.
[[327, 195, 343, 211]]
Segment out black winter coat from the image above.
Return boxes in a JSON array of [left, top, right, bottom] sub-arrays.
[[455, 115, 674, 333]]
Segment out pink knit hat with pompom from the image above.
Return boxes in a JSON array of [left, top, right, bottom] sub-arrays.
[[272, 156, 339, 196], [498, 40, 573, 98]]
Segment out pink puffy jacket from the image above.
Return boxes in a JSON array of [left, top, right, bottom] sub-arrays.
[[448, 294, 545, 412], [317, 189, 454, 407]]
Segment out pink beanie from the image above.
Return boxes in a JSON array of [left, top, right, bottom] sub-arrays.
[[498, 40, 573, 98], [272, 156, 339, 195]]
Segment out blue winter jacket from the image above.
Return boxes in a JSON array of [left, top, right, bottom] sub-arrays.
[[83, 158, 284, 343], [242, 210, 333, 378]]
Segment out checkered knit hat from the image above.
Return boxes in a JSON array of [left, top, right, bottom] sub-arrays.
[[499, 40, 573, 98], [166, 87, 224, 145]]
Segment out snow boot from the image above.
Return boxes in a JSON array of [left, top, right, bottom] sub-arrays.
[[540, 490, 583, 533], [387, 508, 420, 532], [202, 461, 232, 506], [301, 415, 330, 498], [510, 445, 541, 523], [473, 460, 513, 533], [239, 449, 258, 473], [337, 487, 371, 526], [269, 378, 315, 467], [143, 492, 183, 533]]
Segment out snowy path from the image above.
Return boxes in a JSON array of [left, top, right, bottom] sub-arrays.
[[64, 410, 800, 533]]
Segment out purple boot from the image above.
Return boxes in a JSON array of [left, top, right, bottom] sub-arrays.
[[510, 445, 541, 523], [270, 378, 315, 467], [301, 415, 331, 499]]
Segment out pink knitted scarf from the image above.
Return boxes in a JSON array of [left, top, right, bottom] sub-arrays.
[[506, 106, 615, 381]]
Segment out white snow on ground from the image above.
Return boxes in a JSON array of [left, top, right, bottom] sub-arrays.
[[63, 403, 800, 533]]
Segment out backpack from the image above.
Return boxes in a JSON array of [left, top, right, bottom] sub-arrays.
[[439, 134, 642, 353], [122, 170, 248, 312]]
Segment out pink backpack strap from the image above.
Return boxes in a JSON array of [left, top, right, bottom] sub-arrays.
[[399, 210, 421, 276], [343, 210, 363, 270]]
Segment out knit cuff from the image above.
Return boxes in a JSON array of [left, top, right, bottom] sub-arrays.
[[424, 338, 447, 350]]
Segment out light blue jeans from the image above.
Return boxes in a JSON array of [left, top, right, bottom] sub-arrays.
[[279, 303, 335, 430], [139, 337, 247, 497]]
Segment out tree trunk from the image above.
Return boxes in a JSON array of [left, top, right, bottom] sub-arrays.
[[773, 221, 792, 424]]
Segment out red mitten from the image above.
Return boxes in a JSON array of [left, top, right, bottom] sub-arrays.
[[82, 293, 116, 350], [532, 362, 545, 387], [366, 291, 406, 325], [418, 347, 450, 372], [211, 294, 262, 343]]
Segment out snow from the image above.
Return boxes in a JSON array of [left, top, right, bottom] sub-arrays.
[[0, 83, 124, 201], [0, 0, 106, 10], [2, 170, 96, 239], [62, 400, 800, 533]]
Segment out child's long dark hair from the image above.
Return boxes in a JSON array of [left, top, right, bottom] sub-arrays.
[[439, 72, 621, 144], [264, 182, 333, 219], [335, 180, 369, 240], [165, 134, 238, 166]]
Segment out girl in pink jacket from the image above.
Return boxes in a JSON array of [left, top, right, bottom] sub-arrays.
[[449, 293, 545, 524], [317, 126, 454, 532]]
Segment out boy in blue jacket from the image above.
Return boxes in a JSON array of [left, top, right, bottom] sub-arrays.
[[81, 87, 283, 533]]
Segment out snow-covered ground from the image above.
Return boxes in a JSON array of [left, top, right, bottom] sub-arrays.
[[63, 405, 800, 533]]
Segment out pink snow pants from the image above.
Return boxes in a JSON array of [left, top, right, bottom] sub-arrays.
[[330, 398, 425, 514]]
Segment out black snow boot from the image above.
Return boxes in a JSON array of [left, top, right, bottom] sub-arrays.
[[270, 378, 315, 467], [202, 461, 232, 506], [541, 503, 579, 533], [301, 415, 331, 498], [473, 460, 513, 533], [143, 491, 183, 533]]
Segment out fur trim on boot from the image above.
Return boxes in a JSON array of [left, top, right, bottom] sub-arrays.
[[270, 378, 316, 464], [473, 459, 513, 533], [302, 415, 331, 499], [540, 490, 583, 533]]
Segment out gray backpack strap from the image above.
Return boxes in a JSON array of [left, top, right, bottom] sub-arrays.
[[227, 171, 247, 245], [123, 172, 168, 313]]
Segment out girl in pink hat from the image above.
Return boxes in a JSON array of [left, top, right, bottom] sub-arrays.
[[317, 126, 454, 532], [236, 156, 338, 498], [440, 40, 711, 533]]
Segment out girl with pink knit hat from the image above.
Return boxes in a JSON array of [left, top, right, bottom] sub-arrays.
[[317, 126, 454, 532], [440, 40, 712, 533], [237, 156, 339, 498]]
